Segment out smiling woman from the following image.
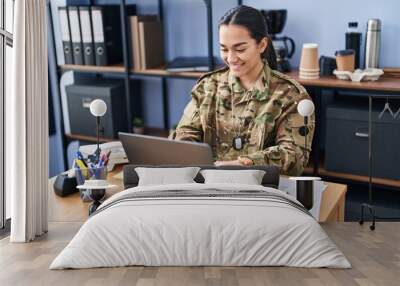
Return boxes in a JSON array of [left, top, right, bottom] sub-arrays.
[[172, 5, 315, 176]]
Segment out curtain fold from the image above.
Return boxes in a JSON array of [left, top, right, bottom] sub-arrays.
[[8, 0, 48, 242]]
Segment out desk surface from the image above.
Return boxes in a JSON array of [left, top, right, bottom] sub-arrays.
[[48, 165, 347, 223], [287, 71, 400, 93]]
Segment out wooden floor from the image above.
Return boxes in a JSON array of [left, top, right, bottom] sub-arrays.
[[1, 221, 400, 286]]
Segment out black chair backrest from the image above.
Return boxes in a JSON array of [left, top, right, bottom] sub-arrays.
[[123, 164, 280, 190]]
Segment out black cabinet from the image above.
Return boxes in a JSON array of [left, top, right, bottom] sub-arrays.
[[325, 102, 400, 180], [66, 79, 141, 138]]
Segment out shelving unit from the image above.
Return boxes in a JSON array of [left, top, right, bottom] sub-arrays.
[[65, 133, 115, 143], [130, 67, 204, 79], [66, 126, 169, 143], [304, 164, 400, 189], [59, 64, 205, 79], [316, 168, 400, 189], [59, 64, 126, 74]]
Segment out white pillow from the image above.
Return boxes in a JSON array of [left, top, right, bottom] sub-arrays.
[[200, 169, 266, 185], [135, 167, 200, 186]]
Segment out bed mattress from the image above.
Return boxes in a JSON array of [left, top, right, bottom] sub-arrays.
[[50, 183, 350, 269]]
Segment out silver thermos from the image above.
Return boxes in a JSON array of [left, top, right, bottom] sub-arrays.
[[364, 19, 381, 68]]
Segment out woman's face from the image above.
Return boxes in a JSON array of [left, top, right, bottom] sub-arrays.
[[219, 24, 267, 78]]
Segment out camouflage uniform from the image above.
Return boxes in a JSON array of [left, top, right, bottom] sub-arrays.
[[172, 63, 315, 176]]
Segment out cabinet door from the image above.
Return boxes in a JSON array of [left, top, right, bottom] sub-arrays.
[[374, 122, 400, 180], [325, 119, 369, 176]]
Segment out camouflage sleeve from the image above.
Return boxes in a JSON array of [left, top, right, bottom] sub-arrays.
[[241, 93, 315, 176], [171, 81, 205, 142]]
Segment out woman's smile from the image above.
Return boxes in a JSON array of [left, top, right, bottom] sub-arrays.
[[230, 62, 244, 71]]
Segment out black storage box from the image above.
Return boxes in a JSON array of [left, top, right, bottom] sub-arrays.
[[53, 174, 77, 197], [325, 102, 400, 180], [66, 79, 141, 139]]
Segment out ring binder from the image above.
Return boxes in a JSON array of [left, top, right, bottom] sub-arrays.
[[91, 5, 136, 66], [68, 6, 84, 65], [79, 6, 95, 65], [58, 7, 73, 64], [91, 6, 108, 66]]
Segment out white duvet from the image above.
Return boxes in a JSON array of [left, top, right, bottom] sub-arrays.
[[50, 183, 351, 269]]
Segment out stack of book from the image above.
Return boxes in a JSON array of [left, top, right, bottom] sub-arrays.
[[129, 15, 165, 70]]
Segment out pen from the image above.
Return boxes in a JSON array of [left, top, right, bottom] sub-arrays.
[[75, 165, 83, 185], [87, 162, 95, 178], [76, 151, 87, 167], [104, 150, 111, 166], [75, 159, 88, 178], [97, 158, 104, 170]]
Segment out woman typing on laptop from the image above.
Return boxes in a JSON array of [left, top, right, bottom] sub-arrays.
[[172, 5, 315, 176]]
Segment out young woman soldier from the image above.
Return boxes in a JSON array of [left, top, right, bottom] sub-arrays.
[[172, 5, 315, 176]]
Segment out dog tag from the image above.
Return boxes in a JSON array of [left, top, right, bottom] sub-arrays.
[[233, 136, 244, 150]]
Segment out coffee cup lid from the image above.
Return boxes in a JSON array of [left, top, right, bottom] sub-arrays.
[[303, 43, 318, 49], [335, 49, 355, 56], [289, 176, 321, 181], [77, 179, 117, 189]]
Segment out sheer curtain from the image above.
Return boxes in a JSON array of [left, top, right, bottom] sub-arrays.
[[7, 0, 48, 242]]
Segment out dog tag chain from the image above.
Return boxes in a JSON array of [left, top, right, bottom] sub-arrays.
[[231, 96, 251, 151]]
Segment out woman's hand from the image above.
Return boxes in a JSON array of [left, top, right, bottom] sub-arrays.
[[214, 157, 254, 167], [214, 160, 243, 167]]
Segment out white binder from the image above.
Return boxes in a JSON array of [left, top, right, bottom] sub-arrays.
[[91, 7, 107, 66], [58, 7, 73, 64], [68, 6, 84, 65], [79, 7, 95, 65]]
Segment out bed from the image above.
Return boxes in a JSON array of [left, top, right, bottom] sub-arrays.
[[50, 165, 350, 269]]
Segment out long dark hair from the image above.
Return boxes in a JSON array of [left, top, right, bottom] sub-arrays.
[[219, 5, 277, 70]]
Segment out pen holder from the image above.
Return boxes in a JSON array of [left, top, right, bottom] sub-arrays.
[[75, 166, 108, 202]]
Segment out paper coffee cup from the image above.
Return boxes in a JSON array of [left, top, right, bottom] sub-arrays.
[[299, 73, 320, 79], [335, 49, 355, 72], [300, 43, 319, 70]]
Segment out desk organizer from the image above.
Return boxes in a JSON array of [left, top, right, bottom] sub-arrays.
[[333, 68, 384, 82], [75, 166, 108, 202]]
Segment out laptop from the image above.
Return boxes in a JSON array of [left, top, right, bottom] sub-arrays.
[[118, 132, 214, 165]]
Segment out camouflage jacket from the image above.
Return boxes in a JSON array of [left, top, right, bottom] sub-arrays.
[[173, 63, 315, 176]]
